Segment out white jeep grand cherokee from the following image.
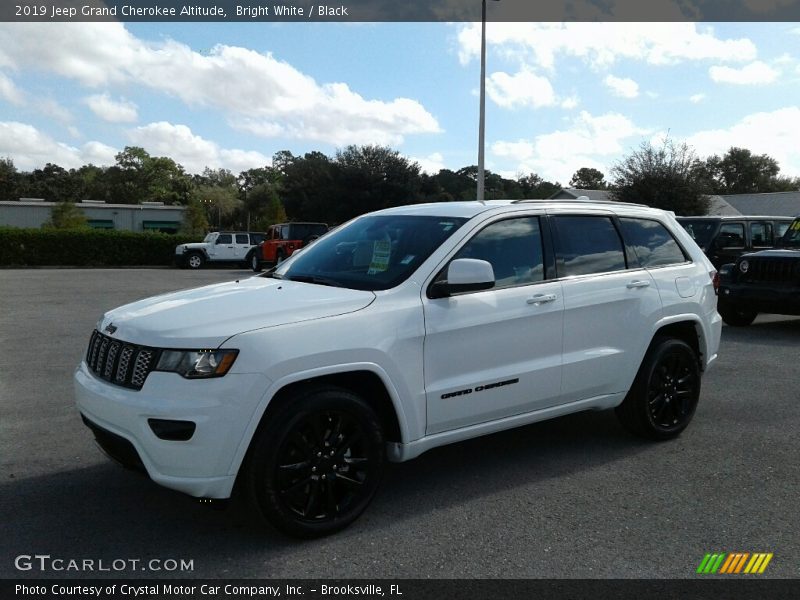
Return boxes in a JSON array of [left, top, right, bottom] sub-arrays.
[[75, 200, 721, 537]]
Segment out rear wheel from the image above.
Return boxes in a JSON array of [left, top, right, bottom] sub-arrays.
[[249, 251, 262, 272], [718, 302, 757, 326], [245, 386, 384, 538], [615, 337, 701, 440]]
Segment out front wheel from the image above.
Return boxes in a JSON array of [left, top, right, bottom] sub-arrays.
[[244, 386, 384, 538], [718, 302, 757, 326], [186, 252, 204, 269], [615, 337, 701, 440]]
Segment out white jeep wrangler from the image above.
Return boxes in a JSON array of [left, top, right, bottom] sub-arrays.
[[175, 231, 265, 269], [76, 200, 721, 537]]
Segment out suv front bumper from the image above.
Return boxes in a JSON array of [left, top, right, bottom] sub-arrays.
[[74, 362, 269, 498], [718, 282, 800, 316]]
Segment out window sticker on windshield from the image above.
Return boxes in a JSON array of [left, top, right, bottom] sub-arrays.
[[367, 240, 391, 274], [401, 255, 415, 265]]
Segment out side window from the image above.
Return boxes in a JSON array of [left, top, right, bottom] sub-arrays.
[[619, 218, 688, 268], [776, 222, 791, 239], [716, 223, 744, 248], [453, 217, 544, 288], [552, 216, 626, 277], [235, 234, 249, 244], [216, 233, 232, 244], [750, 222, 772, 247]]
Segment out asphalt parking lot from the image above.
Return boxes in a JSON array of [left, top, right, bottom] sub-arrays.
[[1, 268, 798, 579]]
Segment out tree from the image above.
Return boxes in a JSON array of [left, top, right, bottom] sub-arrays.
[[517, 173, 561, 199], [569, 167, 607, 189], [0, 157, 19, 200], [193, 185, 241, 229], [611, 138, 710, 215], [42, 201, 88, 229], [702, 147, 797, 194], [180, 200, 210, 236]]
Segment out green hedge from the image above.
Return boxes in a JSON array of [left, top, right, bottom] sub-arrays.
[[0, 228, 198, 266]]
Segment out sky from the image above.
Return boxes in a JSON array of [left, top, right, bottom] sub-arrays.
[[0, 21, 799, 186]]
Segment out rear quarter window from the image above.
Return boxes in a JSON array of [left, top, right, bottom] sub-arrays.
[[619, 218, 688, 267]]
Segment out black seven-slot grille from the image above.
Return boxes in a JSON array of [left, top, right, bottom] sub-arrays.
[[741, 257, 800, 284], [86, 330, 159, 390]]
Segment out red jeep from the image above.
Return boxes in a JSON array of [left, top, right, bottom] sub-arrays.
[[248, 222, 329, 272]]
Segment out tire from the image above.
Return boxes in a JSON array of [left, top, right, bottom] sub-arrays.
[[186, 252, 205, 270], [244, 386, 384, 538], [615, 337, 701, 440], [249, 251, 262, 273], [718, 302, 757, 327]]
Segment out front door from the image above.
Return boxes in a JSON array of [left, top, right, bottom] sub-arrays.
[[423, 215, 564, 434]]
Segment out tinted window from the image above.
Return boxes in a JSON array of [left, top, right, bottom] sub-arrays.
[[716, 223, 744, 248], [553, 216, 626, 277], [749, 222, 773, 247], [216, 234, 232, 244], [288, 223, 328, 240], [275, 215, 467, 291], [250, 233, 266, 245], [620, 218, 687, 267], [453, 217, 544, 288], [776, 222, 791, 239], [235, 234, 249, 244], [677, 219, 717, 248]]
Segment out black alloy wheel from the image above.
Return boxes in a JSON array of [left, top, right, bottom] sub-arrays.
[[616, 337, 701, 440], [245, 387, 384, 537]]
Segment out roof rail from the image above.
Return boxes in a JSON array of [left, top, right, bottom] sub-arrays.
[[511, 198, 649, 208]]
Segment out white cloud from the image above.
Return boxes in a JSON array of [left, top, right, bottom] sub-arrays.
[[0, 23, 440, 147], [85, 93, 138, 123], [690, 93, 706, 103], [0, 72, 23, 104], [709, 61, 780, 85], [486, 70, 557, 109], [410, 152, 446, 174], [491, 111, 650, 183], [128, 122, 271, 174], [36, 98, 73, 125], [0, 121, 115, 170], [458, 23, 757, 69], [604, 75, 639, 98], [686, 107, 800, 176], [561, 96, 579, 109]]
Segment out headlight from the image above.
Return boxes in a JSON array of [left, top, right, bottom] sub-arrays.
[[155, 349, 238, 379]]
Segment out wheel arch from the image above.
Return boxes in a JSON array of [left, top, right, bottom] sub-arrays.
[[231, 366, 408, 483], [650, 317, 704, 370]]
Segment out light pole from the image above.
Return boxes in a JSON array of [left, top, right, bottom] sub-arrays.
[[477, 0, 498, 202]]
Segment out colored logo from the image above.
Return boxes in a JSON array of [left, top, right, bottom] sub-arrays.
[[697, 552, 773, 574]]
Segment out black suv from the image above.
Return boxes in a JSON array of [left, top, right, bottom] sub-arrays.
[[716, 217, 800, 325], [677, 216, 794, 268]]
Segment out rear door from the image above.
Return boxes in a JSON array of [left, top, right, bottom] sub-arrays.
[[233, 233, 251, 258], [551, 213, 662, 403]]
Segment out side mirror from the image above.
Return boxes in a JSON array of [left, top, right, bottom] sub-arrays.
[[430, 258, 495, 299]]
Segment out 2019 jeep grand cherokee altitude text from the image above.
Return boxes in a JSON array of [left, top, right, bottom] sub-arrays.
[[75, 200, 721, 537]]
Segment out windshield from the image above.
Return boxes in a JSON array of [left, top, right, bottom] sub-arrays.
[[678, 220, 717, 248], [782, 219, 800, 247], [272, 214, 468, 291], [203, 233, 215, 243]]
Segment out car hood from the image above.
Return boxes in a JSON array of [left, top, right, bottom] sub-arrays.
[[176, 242, 207, 251], [98, 277, 376, 348], [740, 248, 800, 259]]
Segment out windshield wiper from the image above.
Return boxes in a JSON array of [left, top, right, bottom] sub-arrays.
[[285, 275, 343, 287]]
